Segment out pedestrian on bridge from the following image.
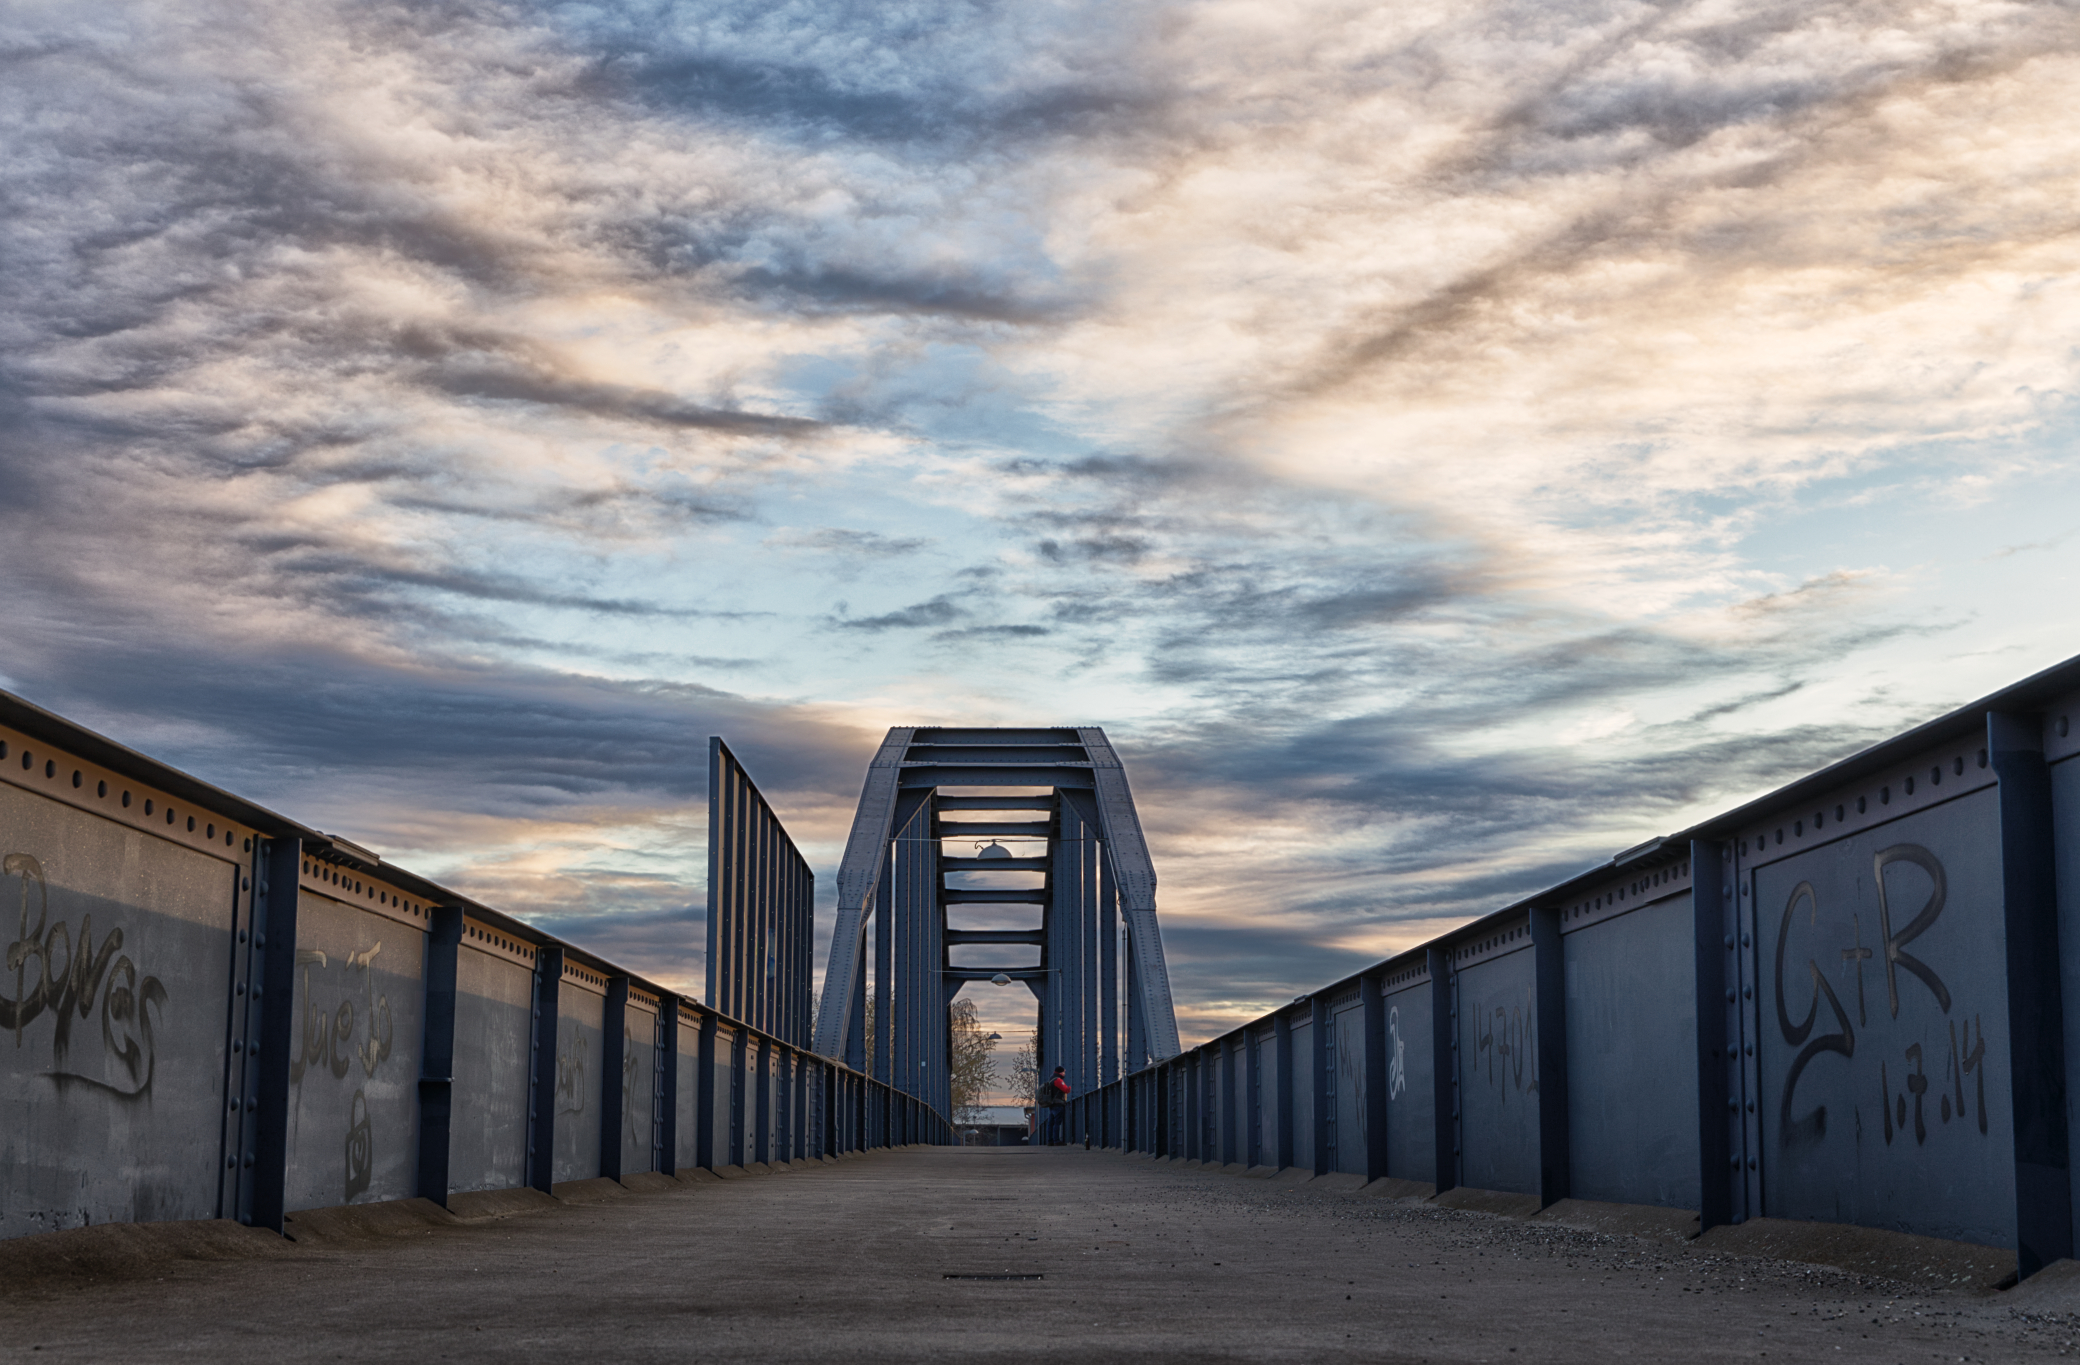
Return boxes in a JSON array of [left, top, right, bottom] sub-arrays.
[[1037, 1065, 1071, 1145]]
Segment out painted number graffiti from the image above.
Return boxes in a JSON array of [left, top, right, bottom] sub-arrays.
[[1, 852, 167, 1096], [1774, 843, 1989, 1148], [291, 944, 394, 1201]]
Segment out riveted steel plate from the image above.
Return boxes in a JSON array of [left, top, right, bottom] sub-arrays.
[[1456, 943, 1540, 1195], [283, 891, 425, 1212], [674, 1011, 700, 1170], [0, 782, 237, 1236], [622, 996, 658, 1175], [1753, 786, 2013, 1248], [1564, 892, 1700, 1209], [1289, 1018, 1314, 1161], [1333, 1000, 1367, 1175], [1254, 1032, 1277, 1163], [552, 975, 606, 1183], [1383, 977, 1435, 1183], [2056, 748, 2080, 1237], [450, 942, 533, 1195]]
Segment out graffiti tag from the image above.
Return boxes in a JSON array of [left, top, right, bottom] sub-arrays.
[[1773, 843, 1989, 1149], [1469, 990, 1536, 1104], [290, 944, 394, 1201], [1, 852, 166, 1096], [557, 1027, 587, 1115], [1386, 1006, 1407, 1100]]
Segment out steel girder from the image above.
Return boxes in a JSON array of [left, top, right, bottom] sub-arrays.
[[809, 727, 1181, 1095]]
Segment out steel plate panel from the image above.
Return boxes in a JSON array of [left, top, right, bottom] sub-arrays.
[[1753, 787, 2014, 1247], [1255, 1034, 1277, 1163], [1384, 980, 1435, 1183], [1289, 1019, 1313, 1162], [750, 1038, 771, 1165], [1457, 947, 1540, 1195], [449, 945, 532, 1194], [1334, 1003, 1366, 1174], [675, 1015, 698, 1170], [2056, 752, 2080, 1239], [552, 983, 606, 1182], [1564, 896, 1700, 1209], [622, 999, 658, 1175], [0, 786, 235, 1236], [284, 893, 425, 1212], [714, 1027, 736, 1165]]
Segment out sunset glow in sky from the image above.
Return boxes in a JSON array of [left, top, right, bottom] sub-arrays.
[[5, 0, 2079, 1081]]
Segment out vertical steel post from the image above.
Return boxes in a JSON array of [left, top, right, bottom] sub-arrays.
[[600, 975, 628, 1181], [1125, 931, 1146, 1075], [847, 937, 867, 1072], [729, 1029, 746, 1168], [1362, 974, 1389, 1184], [1531, 907, 1569, 1208], [528, 946, 563, 1194], [1049, 802, 1073, 1092], [658, 995, 680, 1175], [1100, 851, 1119, 1085], [755, 1038, 772, 1165], [1692, 839, 1734, 1232], [1221, 1037, 1238, 1167], [1274, 1011, 1295, 1171], [1428, 947, 1456, 1194], [1311, 995, 1331, 1176], [696, 1013, 717, 1172], [416, 906, 463, 1206], [1156, 1063, 1171, 1158], [776, 1048, 791, 1164], [1189, 1048, 1206, 1156], [706, 740, 725, 1018], [243, 836, 301, 1231], [1991, 711, 2074, 1278], [1082, 827, 1099, 1096], [1246, 1037, 1259, 1169], [874, 870, 892, 1084]]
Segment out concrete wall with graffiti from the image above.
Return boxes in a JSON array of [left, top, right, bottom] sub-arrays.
[[0, 698, 948, 1242], [1076, 659, 2080, 1283]]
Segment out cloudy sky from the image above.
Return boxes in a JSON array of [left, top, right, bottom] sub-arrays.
[[5, 0, 2078, 1087]]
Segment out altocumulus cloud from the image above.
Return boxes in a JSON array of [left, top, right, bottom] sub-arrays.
[[3, 0, 2079, 1044]]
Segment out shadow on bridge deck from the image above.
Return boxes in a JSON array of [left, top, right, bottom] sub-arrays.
[[0, 1148, 2066, 1362]]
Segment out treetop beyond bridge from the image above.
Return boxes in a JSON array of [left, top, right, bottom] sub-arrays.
[[2, 650, 2080, 1290]]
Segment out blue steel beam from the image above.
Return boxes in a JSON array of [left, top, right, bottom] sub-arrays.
[[810, 727, 916, 1060], [1077, 728, 1181, 1059]]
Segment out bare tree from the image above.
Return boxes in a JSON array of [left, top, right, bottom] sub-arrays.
[[857, 996, 1002, 1123], [949, 998, 997, 1122], [1007, 1025, 1038, 1110]]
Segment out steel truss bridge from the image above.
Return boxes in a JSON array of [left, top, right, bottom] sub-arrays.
[[6, 654, 2080, 1292], [812, 727, 1182, 1118]]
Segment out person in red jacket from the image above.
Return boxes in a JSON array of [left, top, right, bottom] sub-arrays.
[[1036, 1066, 1071, 1145]]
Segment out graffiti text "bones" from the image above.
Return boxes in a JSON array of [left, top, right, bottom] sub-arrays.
[[1, 853, 165, 1096]]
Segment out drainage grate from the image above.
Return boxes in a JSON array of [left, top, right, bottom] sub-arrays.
[[943, 1273, 1044, 1281]]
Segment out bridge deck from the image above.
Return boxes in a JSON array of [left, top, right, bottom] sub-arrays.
[[0, 1150, 2064, 1362]]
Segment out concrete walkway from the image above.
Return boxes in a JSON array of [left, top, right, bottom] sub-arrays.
[[2, 1149, 2073, 1362]]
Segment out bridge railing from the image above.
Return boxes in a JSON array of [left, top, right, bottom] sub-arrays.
[[1065, 652, 2080, 1281], [0, 690, 948, 1241]]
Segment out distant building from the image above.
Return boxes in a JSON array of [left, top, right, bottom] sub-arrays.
[[956, 1105, 1031, 1146]]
